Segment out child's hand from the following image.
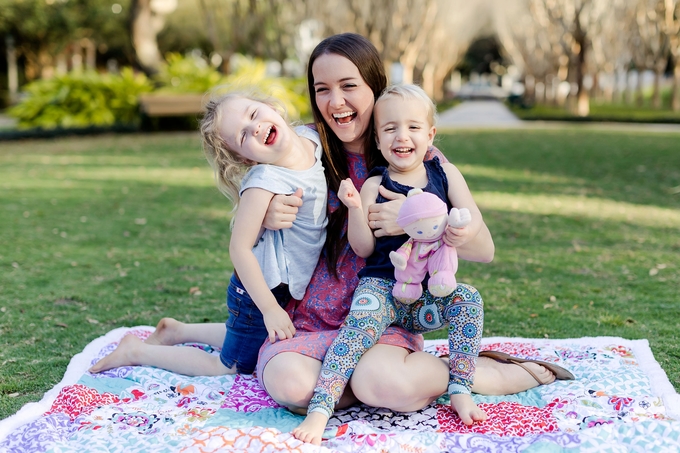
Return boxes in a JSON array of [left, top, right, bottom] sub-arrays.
[[262, 306, 296, 343], [443, 224, 472, 248], [338, 178, 361, 209]]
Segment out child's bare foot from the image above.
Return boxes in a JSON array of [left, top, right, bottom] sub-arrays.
[[145, 318, 183, 345], [89, 335, 143, 373], [449, 393, 487, 426], [292, 411, 329, 446]]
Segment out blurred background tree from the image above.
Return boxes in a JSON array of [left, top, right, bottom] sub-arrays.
[[1, 0, 679, 122]]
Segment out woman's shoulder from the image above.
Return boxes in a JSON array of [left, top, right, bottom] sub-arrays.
[[425, 146, 448, 164]]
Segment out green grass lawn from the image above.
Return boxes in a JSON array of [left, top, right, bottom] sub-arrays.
[[1, 128, 679, 420], [512, 102, 680, 123]]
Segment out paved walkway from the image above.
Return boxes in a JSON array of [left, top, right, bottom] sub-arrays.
[[438, 100, 522, 129]]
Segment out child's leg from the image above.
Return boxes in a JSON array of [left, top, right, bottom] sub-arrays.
[[397, 283, 486, 425], [145, 318, 226, 348], [89, 334, 235, 375], [220, 275, 292, 374], [442, 284, 486, 424], [293, 277, 396, 445]]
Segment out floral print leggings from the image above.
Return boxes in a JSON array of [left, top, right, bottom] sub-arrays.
[[307, 277, 484, 418]]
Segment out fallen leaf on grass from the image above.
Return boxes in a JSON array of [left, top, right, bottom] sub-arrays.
[[55, 322, 68, 328], [87, 318, 100, 324], [54, 298, 77, 305], [8, 393, 20, 398], [189, 287, 202, 296]]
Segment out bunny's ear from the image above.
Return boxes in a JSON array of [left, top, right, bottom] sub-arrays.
[[406, 188, 424, 198]]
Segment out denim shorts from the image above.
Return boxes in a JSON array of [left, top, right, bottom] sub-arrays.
[[220, 274, 292, 374]]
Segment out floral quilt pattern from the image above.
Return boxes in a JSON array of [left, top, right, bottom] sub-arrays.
[[1, 328, 679, 452]]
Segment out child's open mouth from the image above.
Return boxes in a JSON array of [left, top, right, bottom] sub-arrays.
[[264, 126, 277, 145], [333, 111, 357, 125], [393, 147, 414, 156]]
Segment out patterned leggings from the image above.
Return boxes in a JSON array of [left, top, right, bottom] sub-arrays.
[[307, 277, 484, 418]]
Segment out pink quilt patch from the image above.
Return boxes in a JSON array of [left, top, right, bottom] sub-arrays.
[[45, 384, 121, 421], [437, 399, 559, 436], [481, 342, 541, 358], [220, 375, 281, 412]]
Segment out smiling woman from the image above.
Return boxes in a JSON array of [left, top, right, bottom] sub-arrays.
[[311, 53, 377, 154]]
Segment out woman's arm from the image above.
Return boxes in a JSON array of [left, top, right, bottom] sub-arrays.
[[441, 163, 494, 263], [230, 188, 296, 342]]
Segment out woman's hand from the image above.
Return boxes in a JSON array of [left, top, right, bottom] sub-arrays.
[[261, 188, 303, 230], [367, 186, 406, 237]]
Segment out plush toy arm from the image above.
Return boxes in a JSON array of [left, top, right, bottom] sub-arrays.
[[448, 207, 471, 228], [389, 239, 413, 271]]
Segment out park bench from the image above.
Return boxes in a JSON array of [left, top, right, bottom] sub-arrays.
[[138, 93, 206, 117]]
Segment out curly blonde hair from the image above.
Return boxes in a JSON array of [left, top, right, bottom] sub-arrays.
[[199, 88, 287, 210]]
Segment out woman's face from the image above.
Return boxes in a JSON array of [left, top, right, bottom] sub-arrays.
[[311, 53, 375, 154]]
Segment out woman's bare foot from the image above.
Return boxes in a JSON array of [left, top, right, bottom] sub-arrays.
[[89, 335, 143, 373], [145, 318, 183, 345], [472, 356, 555, 395], [449, 393, 487, 425], [292, 411, 329, 446]]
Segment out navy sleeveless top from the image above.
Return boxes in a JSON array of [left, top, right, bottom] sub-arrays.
[[358, 157, 452, 280]]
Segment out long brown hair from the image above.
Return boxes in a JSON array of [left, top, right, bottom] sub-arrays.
[[307, 33, 388, 276]]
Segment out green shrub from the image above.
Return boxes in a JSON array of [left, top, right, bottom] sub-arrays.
[[155, 52, 310, 120], [222, 54, 310, 121], [154, 52, 226, 94], [8, 68, 152, 129]]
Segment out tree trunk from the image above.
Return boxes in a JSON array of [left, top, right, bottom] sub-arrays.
[[636, 70, 644, 107], [421, 63, 435, 100], [5, 35, 19, 104], [652, 63, 664, 109], [129, 0, 166, 75], [400, 51, 417, 85], [672, 61, 680, 112], [574, 29, 589, 117]]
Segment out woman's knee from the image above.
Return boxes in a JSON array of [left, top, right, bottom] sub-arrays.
[[262, 353, 319, 407], [350, 347, 411, 406]]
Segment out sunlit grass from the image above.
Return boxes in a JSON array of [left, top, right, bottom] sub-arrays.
[[1, 128, 679, 421], [476, 192, 680, 228]]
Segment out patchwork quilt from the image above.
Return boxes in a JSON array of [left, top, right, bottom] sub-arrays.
[[1, 326, 679, 452]]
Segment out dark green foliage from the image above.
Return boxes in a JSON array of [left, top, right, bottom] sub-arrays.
[[7, 69, 153, 129]]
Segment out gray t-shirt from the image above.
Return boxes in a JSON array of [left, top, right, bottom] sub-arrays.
[[239, 126, 327, 299]]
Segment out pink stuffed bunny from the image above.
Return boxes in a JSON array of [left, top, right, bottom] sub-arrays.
[[389, 188, 471, 304]]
